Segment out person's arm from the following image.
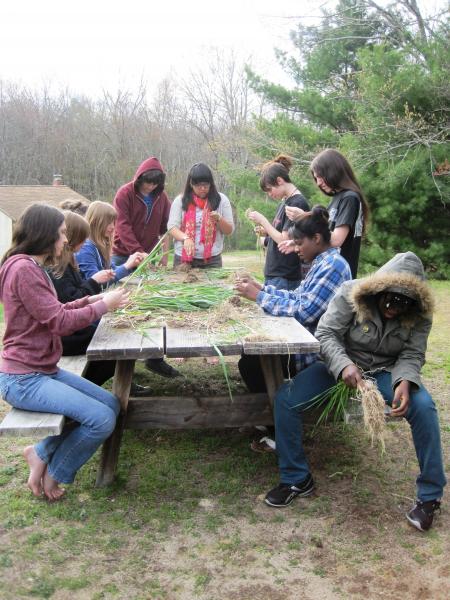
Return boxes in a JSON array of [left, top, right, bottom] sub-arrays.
[[284, 193, 309, 222], [16, 264, 108, 337], [247, 211, 286, 244], [169, 225, 195, 258], [329, 193, 360, 248], [255, 287, 298, 315], [315, 281, 358, 380], [113, 188, 145, 254], [167, 196, 183, 234], [167, 196, 195, 256], [331, 225, 350, 248], [111, 253, 144, 284], [256, 258, 350, 324], [50, 265, 101, 304], [277, 240, 297, 254], [159, 235, 170, 267], [169, 225, 187, 242], [210, 194, 234, 235], [75, 242, 105, 281], [390, 317, 432, 390], [158, 195, 172, 266], [211, 211, 233, 235], [285, 206, 306, 222], [234, 278, 263, 301], [390, 380, 411, 417]]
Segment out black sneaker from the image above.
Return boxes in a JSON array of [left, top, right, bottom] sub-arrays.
[[144, 358, 182, 378], [129, 382, 152, 397], [406, 499, 441, 532], [264, 474, 314, 507]]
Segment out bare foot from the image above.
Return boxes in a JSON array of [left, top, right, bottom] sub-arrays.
[[42, 468, 66, 501], [23, 446, 46, 497]]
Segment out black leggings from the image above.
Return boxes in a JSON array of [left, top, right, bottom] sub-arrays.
[[62, 327, 115, 387], [238, 354, 297, 393]]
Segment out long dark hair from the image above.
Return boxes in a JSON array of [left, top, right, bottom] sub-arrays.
[[260, 154, 293, 191], [134, 169, 166, 196], [2, 204, 65, 266], [289, 205, 331, 244], [181, 163, 221, 211], [310, 149, 369, 234]]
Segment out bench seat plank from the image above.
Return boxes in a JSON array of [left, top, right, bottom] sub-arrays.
[[0, 409, 64, 437], [0, 355, 88, 438], [58, 355, 88, 377]]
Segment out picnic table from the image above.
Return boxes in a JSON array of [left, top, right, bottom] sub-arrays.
[[87, 298, 319, 486]]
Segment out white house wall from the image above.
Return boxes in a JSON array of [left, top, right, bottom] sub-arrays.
[[0, 212, 13, 259]]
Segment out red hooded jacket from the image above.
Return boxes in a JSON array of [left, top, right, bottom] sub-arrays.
[[112, 157, 171, 256]]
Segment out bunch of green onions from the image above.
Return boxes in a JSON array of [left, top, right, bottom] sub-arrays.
[[120, 232, 169, 287], [295, 377, 386, 451], [297, 380, 353, 430], [123, 282, 234, 314]]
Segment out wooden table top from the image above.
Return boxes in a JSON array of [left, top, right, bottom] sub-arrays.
[[86, 310, 319, 360]]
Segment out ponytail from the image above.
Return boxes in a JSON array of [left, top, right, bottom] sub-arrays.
[[289, 205, 331, 243], [260, 154, 294, 191]]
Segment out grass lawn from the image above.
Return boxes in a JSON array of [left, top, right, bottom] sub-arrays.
[[0, 252, 449, 599]]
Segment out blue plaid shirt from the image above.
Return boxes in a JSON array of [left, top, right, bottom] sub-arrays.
[[256, 247, 352, 368]]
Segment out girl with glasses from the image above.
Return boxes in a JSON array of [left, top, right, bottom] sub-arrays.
[[168, 163, 234, 269]]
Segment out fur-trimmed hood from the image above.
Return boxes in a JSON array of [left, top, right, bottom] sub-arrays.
[[350, 252, 434, 326]]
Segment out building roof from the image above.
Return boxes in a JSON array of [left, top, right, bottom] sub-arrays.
[[0, 186, 90, 221]]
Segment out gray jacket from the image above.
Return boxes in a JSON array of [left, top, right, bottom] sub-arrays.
[[315, 252, 434, 390]]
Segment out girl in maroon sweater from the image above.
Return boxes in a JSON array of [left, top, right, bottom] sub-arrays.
[[0, 204, 129, 501]]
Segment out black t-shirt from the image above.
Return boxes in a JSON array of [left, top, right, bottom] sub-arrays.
[[264, 193, 310, 280], [328, 190, 363, 278]]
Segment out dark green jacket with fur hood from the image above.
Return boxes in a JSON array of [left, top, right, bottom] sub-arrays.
[[315, 252, 434, 390]]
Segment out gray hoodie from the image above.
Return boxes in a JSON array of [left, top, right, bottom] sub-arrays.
[[315, 252, 434, 389]]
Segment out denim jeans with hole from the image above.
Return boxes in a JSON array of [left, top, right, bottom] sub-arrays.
[[274, 362, 446, 502], [0, 369, 120, 484]]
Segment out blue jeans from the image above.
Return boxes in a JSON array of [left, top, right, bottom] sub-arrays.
[[0, 369, 120, 484], [275, 362, 446, 502], [265, 276, 300, 291], [111, 254, 128, 268]]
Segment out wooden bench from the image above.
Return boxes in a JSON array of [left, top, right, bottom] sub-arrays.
[[0, 355, 88, 438]]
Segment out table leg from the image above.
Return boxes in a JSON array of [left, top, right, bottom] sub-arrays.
[[96, 359, 135, 487], [259, 355, 284, 409]]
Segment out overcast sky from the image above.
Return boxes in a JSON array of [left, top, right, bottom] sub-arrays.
[[0, 0, 319, 97], [0, 0, 445, 98]]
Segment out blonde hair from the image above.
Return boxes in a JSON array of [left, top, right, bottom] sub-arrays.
[[85, 201, 117, 268], [51, 211, 90, 277]]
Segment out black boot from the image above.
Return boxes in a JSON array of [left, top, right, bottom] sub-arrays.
[[129, 382, 153, 397], [144, 358, 182, 378]]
